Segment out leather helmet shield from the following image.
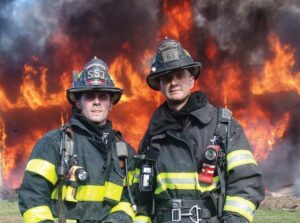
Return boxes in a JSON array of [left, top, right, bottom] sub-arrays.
[[67, 57, 123, 105], [147, 39, 201, 91]]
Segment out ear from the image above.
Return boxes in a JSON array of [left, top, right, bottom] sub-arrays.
[[109, 102, 113, 111], [190, 75, 195, 89], [75, 100, 82, 110]]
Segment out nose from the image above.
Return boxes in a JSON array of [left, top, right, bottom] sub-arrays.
[[92, 95, 101, 105], [169, 75, 178, 86]]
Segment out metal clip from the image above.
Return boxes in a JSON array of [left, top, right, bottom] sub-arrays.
[[188, 205, 202, 223], [171, 208, 181, 222]]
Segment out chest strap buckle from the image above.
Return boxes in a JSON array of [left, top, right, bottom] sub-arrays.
[[171, 205, 202, 222]]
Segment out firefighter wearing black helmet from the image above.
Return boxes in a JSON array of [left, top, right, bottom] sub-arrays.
[[133, 39, 265, 223], [19, 57, 136, 223]]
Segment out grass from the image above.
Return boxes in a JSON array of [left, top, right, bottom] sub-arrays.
[[253, 209, 300, 223], [0, 200, 22, 223], [1, 200, 300, 223]]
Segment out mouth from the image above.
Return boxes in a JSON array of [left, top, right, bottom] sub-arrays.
[[169, 89, 181, 94]]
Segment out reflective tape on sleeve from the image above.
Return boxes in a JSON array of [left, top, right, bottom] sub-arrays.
[[226, 150, 257, 172], [110, 201, 136, 219], [26, 159, 57, 185], [223, 195, 256, 222], [23, 205, 54, 223], [104, 181, 123, 201], [133, 215, 152, 223]]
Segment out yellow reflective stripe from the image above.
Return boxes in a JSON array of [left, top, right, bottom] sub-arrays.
[[77, 185, 105, 201], [155, 172, 218, 195], [110, 202, 135, 219], [133, 215, 152, 223], [198, 176, 219, 192], [104, 181, 123, 201], [126, 170, 135, 186], [224, 195, 256, 222], [133, 168, 140, 184], [23, 205, 54, 223], [227, 150, 257, 172], [51, 185, 105, 201], [155, 172, 197, 194], [26, 159, 57, 185]]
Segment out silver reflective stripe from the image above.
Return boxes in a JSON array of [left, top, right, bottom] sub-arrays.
[[158, 177, 196, 185], [227, 150, 257, 171], [224, 196, 256, 222]]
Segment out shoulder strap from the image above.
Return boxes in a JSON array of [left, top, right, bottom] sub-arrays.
[[214, 108, 232, 220], [57, 123, 74, 222], [60, 123, 74, 159], [214, 108, 232, 152]]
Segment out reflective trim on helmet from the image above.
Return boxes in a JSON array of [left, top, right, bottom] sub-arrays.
[[25, 159, 57, 185], [23, 205, 54, 223], [133, 215, 152, 223], [104, 181, 123, 201], [155, 172, 218, 195], [226, 150, 258, 172], [224, 195, 256, 222], [110, 202, 136, 219], [51, 185, 105, 202]]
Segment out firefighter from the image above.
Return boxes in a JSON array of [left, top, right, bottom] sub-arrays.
[[19, 57, 136, 223], [133, 39, 265, 223]]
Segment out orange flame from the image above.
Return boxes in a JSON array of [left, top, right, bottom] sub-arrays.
[[161, 0, 194, 40], [251, 33, 300, 95]]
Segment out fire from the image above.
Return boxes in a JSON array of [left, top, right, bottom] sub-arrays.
[[239, 104, 290, 160], [205, 38, 219, 62], [251, 33, 300, 95], [0, 118, 6, 187], [4, 130, 44, 188], [161, 0, 194, 40]]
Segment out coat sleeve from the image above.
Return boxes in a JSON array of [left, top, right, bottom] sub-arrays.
[[222, 119, 265, 223], [18, 133, 59, 223], [103, 143, 137, 223]]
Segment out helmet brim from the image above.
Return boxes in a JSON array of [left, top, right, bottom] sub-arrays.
[[66, 86, 123, 105], [146, 62, 202, 91]]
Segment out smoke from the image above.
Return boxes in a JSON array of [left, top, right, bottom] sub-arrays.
[[193, 0, 300, 66]]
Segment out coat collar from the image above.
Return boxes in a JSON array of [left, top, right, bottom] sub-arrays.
[[189, 102, 214, 124]]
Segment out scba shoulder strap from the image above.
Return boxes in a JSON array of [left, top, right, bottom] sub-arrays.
[[60, 124, 74, 165], [215, 108, 232, 220]]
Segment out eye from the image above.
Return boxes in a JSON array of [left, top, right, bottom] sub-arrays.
[[84, 92, 96, 100], [98, 94, 109, 100]]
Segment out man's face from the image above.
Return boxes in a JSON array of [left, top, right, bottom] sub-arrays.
[[75, 91, 112, 125], [159, 69, 195, 110]]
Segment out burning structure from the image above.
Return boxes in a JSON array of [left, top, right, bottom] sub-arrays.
[[0, 0, 299, 194]]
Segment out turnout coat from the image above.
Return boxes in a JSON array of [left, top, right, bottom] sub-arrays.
[[133, 92, 265, 223]]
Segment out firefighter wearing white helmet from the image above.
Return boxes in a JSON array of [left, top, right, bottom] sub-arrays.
[[133, 39, 265, 223], [19, 57, 136, 223]]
